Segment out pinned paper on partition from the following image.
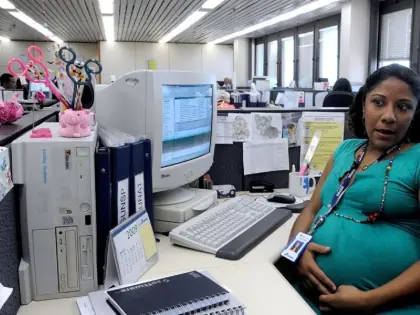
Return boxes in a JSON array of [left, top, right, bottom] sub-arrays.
[[229, 113, 252, 142], [215, 116, 233, 144], [299, 112, 345, 175], [243, 138, 290, 175], [251, 113, 282, 142], [0, 147, 13, 203]]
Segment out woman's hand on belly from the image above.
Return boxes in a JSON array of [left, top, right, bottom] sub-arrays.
[[319, 285, 371, 313], [297, 242, 337, 295]]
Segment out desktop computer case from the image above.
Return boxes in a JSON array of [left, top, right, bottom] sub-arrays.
[[12, 123, 98, 302]]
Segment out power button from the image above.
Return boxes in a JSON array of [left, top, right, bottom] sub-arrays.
[[80, 203, 91, 212]]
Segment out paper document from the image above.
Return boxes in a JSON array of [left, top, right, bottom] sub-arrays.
[[76, 296, 95, 315], [305, 92, 313, 108], [275, 92, 284, 105], [0, 282, 12, 311], [282, 113, 300, 146], [229, 113, 252, 142], [300, 112, 345, 175], [215, 116, 233, 144], [243, 138, 289, 175], [251, 112, 282, 142], [284, 91, 299, 108]]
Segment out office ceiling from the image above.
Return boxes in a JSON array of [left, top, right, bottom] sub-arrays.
[[0, 0, 344, 43]]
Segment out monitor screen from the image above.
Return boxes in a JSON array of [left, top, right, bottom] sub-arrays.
[[161, 85, 213, 168], [30, 82, 50, 93]]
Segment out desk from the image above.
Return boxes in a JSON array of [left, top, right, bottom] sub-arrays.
[[17, 191, 315, 315]]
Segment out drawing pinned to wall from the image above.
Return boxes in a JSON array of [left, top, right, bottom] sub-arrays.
[[228, 113, 252, 142], [0, 147, 13, 202], [282, 112, 301, 147], [251, 113, 282, 142]]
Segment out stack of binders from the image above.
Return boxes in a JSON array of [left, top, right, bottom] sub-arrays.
[[81, 270, 246, 315], [95, 138, 154, 284]]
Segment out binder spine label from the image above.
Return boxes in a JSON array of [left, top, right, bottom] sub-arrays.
[[135, 172, 145, 213], [117, 178, 129, 224]]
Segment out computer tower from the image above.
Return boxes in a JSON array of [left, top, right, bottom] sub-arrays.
[[12, 122, 98, 302]]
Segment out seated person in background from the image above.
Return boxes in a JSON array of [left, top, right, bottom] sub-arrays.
[[286, 64, 420, 314], [217, 90, 235, 109], [0, 73, 17, 90], [223, 77, 232, 88], [16, 78, 29, 99], [332, 77, 352, 93]]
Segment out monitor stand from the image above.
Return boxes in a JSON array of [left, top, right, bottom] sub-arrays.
[[153, 188, 218, 233], [153, 187, 196, 206]]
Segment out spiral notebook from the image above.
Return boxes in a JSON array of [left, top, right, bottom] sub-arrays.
[[84, 288, 246, 315], [106, 271, 235, 315]]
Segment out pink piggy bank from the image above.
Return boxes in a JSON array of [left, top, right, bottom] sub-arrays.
[[59, 109, 91, 138]]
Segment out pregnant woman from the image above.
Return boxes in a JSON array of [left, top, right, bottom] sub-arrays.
[[286, 64, 420, 314]]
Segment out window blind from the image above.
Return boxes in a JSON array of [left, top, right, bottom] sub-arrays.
[[380, 9, 412, 61]]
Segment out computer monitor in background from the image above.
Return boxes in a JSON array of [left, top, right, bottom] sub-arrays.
[[95, 70, 216, 204], [29, 82, 51, 99]]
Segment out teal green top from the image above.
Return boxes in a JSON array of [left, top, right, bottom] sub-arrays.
[[298, 139, 420, 314]]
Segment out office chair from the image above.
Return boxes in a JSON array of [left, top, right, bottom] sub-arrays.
[[322, 91, 354, 108]]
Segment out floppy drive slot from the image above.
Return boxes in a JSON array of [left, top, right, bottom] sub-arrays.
[[56, 226, 79, 293], [80, 236, 94, 280]]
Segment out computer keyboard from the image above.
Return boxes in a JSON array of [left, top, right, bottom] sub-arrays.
[[169, 196, 292, 260]]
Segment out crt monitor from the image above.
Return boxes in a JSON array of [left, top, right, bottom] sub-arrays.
[[95, 70, 216, 202]]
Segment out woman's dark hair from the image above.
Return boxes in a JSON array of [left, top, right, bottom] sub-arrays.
[[349, 64, 420, 142], [333, 78, 352, 93]]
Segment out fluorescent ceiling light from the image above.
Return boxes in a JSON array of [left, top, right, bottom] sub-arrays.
[[10, 11, 53, 37], [0, 0, 15, 10], [103, 15, 115, 41], [50, 35, 64, 45], [210, 0, 339, 44], [0, 36, 10, 42], [99, 0, 114, 14], [159, 11, 207, 43], [202, 0, 225, 9]]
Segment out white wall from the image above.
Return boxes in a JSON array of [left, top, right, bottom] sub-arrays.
[[340, 0, 370, 83], [0, 41, 98, 75], [100, 41, 234, 84]]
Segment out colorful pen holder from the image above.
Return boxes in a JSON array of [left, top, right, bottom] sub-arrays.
[[58, 109, 91, 138]]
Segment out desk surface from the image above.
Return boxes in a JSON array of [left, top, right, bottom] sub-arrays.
[[17, 192, 315, 315], [0, 109, 59, 146]]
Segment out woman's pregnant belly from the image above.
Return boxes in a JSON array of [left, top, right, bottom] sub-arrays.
[[312, 213, 420, 290]]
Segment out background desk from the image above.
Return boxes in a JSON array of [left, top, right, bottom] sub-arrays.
[[17, 191, 315, 315]]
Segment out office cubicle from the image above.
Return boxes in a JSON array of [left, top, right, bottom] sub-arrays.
[[209, 107, 353, 191]]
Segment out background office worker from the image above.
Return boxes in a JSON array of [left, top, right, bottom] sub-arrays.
[[287, 64, 420, 314], [332, 77, 352, 93], [0, 73, 17, 90]]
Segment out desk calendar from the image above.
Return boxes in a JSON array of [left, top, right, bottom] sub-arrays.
[[104, 210, 158, 288]]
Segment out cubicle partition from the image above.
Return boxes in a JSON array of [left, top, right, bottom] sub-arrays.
[[270, 87, 328, 108], [209, 108, 353, 191]]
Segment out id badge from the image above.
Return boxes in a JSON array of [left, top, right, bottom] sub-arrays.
[[280, 232, 312, 263]]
